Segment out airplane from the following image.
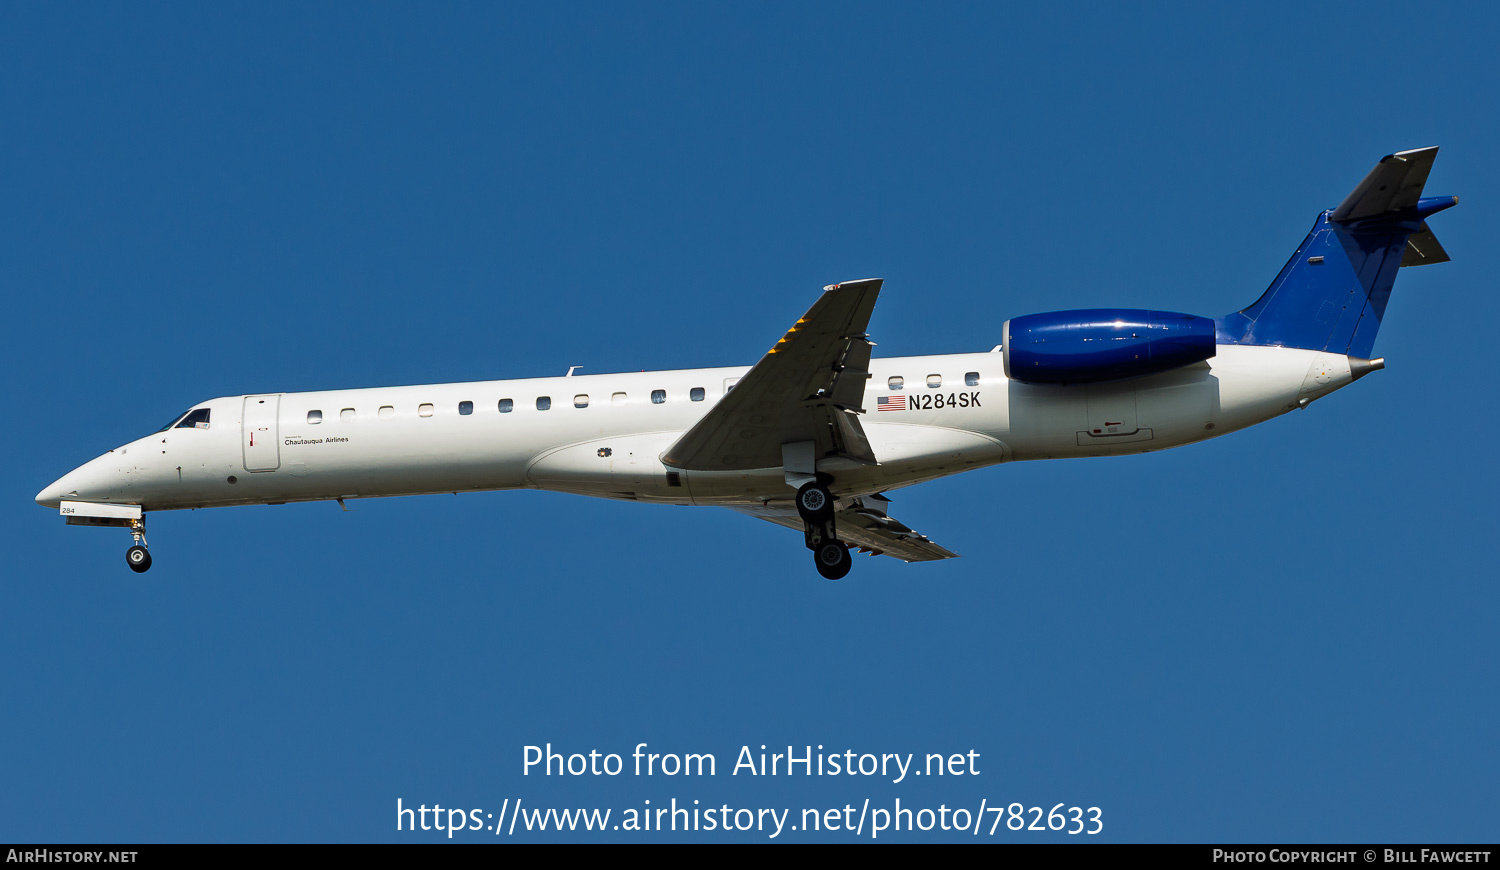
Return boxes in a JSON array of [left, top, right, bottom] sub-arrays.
[[36, 147, 1456, 580]]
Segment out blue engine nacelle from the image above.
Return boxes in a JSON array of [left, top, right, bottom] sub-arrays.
[[1002, 309, 1217, 385]]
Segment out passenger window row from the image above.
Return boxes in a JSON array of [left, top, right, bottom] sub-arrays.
[[304, 386, 713, 422], [302, 376, 987, 423], [887, 372, 982, 391]]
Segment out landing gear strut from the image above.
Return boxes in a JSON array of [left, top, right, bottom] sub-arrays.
[[797, 482, 851, 580], [125, 518, 152, 573]]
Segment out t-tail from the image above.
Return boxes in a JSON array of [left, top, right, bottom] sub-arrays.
[[1216, 147, 1456, 359]]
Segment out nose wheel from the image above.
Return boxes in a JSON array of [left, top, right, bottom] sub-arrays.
[[126, 545, 152, 573], [125, 517, 152, 573]]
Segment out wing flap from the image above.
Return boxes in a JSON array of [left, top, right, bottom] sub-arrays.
[[730, 496, 959, 563], [828, 407, 875, 466]]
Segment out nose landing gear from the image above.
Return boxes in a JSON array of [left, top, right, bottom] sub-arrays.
[[52, 501, 155, 574], [125, 518, 152, 573]]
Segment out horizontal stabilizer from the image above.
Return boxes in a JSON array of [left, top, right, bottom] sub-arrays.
[[1331, 147, 1438, 221], [1401, 221, 1451, 267]]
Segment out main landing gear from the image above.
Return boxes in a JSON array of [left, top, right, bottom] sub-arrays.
[[125, 518, 152, 573], [797, 481, 851, 580], [813, 539, 852, 580]]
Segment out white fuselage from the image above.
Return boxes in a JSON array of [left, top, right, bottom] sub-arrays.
[[35, 344, 1362, 513]]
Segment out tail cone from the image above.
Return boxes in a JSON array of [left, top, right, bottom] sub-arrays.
[[1349, 357, 1386, 381]]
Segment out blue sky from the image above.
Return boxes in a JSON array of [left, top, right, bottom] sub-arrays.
[[3, 2, 1495, 843]]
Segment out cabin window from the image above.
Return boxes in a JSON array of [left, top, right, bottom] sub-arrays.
[[307, 410, 323, 424], [965, 371, 980, 386], [418, 403, 434, 417], [378, 406, 395, 420], [611, 392, 627, 406], [574, 394, 589, 408], [458, 401, 473, 416], [175, 408, 211, 429], [499, 399, 514, 413], [927, 374, 942, 389], [340, 408, 355, 421], [651, 390, 666, 404], [690, 387, 705, 402], [537, 396, 551, 411], [888, 376, 904, 390]]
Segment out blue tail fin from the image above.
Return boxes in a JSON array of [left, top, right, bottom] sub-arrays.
[[1216, 147, 1455, 358]]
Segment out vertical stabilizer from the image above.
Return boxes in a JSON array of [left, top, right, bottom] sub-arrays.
[[1216, 148, 1455, 358]]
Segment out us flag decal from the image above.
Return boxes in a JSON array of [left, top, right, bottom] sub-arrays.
[[877, 395, 907, 411]]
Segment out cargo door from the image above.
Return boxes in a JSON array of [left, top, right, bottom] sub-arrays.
[[243, 395, 282, 472], [1083, 383, 1139, 437]]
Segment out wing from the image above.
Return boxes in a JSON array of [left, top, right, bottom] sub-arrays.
[[662, 279, 882, 471], [729, 494, 959, 563]]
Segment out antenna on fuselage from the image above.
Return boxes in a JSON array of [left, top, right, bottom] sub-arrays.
[[566, 365, 582, 377]]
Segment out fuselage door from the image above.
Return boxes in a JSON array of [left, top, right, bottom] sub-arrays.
[[1083, 382, 1139, 437], [243, 395, 282, 472]]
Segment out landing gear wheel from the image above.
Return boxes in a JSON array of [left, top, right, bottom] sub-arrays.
[[814, 541, 852, 581], [126, 545, 152, 574], [796, 482, 834, 522]]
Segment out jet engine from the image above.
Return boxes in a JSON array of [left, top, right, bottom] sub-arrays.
[[1002, 308, 1216, 385]]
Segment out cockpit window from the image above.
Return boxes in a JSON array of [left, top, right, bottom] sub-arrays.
[[175, 408, 211, 429], [158, 411, 190, 432]]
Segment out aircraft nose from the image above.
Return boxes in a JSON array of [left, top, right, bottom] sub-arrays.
[[36, 477, 68, 509], [36, 452, 118, 509], [35, 473, 77, 509]]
